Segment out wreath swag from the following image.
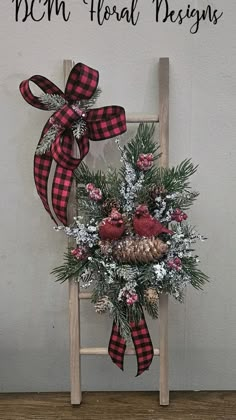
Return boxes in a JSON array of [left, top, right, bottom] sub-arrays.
[[53, 123, 208, 374], [20, 62, 208, 376]]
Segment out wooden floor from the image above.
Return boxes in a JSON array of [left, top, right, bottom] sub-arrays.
[[0, 392, 236, 420]]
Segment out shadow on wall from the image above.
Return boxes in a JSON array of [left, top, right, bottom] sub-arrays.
[[85, 124, 160, 171]]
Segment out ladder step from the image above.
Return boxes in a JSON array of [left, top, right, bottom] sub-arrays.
[[80, 347, 160, 356], [79, 292, 92, 299], [126, 114, 159, 123]]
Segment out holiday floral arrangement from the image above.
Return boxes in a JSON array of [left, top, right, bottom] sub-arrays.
[[20, 62, 207, 376], [53, 123, 208, 374]]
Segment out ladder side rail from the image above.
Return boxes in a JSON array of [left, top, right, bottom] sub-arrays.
[[64, 59, 82, 406], [158, 57, 170, 406]]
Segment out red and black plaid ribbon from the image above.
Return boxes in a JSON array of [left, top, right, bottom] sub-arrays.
[[20, 63, 127, 225], [108, 312, 154, 376]]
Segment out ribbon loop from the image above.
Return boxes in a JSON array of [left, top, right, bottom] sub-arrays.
[[88, 106, 127, 141], [20, 75, 65, 110], [65, 63, 99, 101], [20, 62, 127, 225]]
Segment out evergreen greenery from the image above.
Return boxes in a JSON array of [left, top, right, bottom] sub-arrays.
[[53, 123, 208, 338], [36, 87, 101, 156], [39, 93, 67, 111], [36, 126, 60, 155]]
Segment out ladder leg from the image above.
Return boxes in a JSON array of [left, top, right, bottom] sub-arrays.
[[64, 59, 82, 405], [158, 57, 170, 405], [69, 280, 82, 405], [159, 293, 169, 405]]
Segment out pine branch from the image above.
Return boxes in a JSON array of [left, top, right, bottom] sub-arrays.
[[36, 126, 60, 155], [119, 124, 160, 180], [136, 273, 159, 318], [182, 257, 209, 290], [157, 159, 198, 193], [75, 163, 121, 215], [91, 284, 107, 304], [178, 223, 207, 242], [105, 168, 122, 200], [39, 94, 67, 111], [136, 265, 156, 286], [124, 123, 159, 164], [72, 119, 87, 140], [127, 302, 143, 324], [74, 163, 107, 190], [143, 299, 159, 319], [75, 87, 102, 110], [135, 168, 161, 204], [76, 196, 103, 221], [51, 251, 87, 283], [39, 88, 101, 113], [173, 191, 199, 210], [111, 301, 131, 340]]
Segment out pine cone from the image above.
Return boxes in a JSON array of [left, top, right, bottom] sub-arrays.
[[145, 288, 159, 304], [102, 199, 120, 216], [99, 240, 113, 256], [94, 296, 110, 314], [101, 236, 168, 264], [150, 185, 167, 200]]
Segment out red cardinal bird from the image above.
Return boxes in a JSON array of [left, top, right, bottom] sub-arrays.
[[99, 208, 125, 241], [133, 204, 173, 237]]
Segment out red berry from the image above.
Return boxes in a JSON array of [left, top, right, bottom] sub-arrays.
[[147, 153, 153, 161], [174, 257, 182, 266], [86, 183, 94, 192]]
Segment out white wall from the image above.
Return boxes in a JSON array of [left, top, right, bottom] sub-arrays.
[[0, 0, 235, 391]]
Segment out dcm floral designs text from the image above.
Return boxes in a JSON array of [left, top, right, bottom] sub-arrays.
[[13, 0, 223, 35]]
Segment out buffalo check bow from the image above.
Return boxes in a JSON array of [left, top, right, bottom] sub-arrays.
[[109, 312, 154, 376], [19, 63, 127, 225]]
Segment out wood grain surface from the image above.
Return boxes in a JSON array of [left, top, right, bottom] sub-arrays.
[[64, 59, 82, 405], [158, 57, 170, 405], [0, 392, 235, 420]]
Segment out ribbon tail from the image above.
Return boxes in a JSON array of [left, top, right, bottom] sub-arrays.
[[130, 314, 154, 377], [51, 132, 90, 225], [108, 322, 126, 371], [51, 133, 75, 226], [34, 153, 57, 225], [52, 165, 73, 226]]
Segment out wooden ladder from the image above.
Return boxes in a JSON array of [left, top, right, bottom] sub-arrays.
[[65, 57, 170, 406]]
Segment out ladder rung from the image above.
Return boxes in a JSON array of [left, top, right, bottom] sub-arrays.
[[79, 292, 92, 299], [126, 114, 159, 123], [80, 347, 160, 356]]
